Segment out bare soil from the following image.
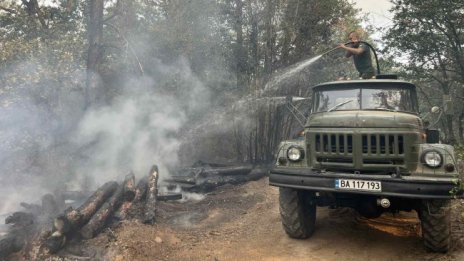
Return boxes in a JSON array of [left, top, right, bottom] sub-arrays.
[[47, 178, 464, 260]]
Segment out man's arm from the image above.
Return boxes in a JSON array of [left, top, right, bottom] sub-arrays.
[[339, 43, 365, 56]]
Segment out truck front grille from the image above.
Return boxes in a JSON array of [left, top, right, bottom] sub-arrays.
[[315, 134, 353, 154], [361, 134, 404, 155], [310, 131, 409, 171]]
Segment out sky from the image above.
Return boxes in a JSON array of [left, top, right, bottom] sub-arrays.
[[352, 0, 394, 43]]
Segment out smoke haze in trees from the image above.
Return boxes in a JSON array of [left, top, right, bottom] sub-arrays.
[[73, 58, 211, 187], [0, 55, 211, 215]]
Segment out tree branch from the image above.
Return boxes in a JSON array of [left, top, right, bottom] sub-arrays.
[[0, 6, 17, 14], [104, 23, 144, 75]]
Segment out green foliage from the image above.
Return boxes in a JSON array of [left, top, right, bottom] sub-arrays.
[[384, 0, 464, 144], [456, 146, 464, 162]]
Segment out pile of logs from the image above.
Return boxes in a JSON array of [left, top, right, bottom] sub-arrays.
[[164, 161, 268, 193], [0, 162, 268, 259], [0, 165, 166, 258]]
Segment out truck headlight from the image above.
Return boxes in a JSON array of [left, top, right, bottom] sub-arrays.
[[421, 150, 443, 168], [287, 146, 305, 162]]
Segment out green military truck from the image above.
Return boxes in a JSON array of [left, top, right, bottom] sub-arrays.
[[269, 78, 462, 252]]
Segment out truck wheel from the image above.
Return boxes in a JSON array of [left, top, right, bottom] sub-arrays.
[[419, 199, 451, 252], [279, 187, 316, 239]]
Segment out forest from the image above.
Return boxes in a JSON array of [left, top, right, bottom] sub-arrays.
[[0, 0, 463, 194]]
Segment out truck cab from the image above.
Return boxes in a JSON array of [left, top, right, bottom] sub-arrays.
[[270, 79, 462, 252]]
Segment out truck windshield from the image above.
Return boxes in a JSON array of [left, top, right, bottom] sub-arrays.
[[314, 88, 415, 113]]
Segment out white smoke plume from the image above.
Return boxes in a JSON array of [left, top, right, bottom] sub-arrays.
[[72, 58, 211, 187], [0, 57, 211, 215]]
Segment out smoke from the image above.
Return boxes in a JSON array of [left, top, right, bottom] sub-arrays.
[[0, 58, 87, 215], [72, 58, 211, 187], [0, 53, 211, 215]]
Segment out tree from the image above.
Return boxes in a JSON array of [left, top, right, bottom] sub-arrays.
[[384, 0, 464, 144]]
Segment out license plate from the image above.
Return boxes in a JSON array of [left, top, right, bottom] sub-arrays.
[[335, 179, 382, 192]]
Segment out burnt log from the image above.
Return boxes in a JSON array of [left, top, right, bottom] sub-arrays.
[[80, 184, 124, 239], [113, 173, 136, 220], [20, 202, 42, 215], [133, 176, 148, 202], [56, 181, 118, 231], [41, 194, 59, 216], [123, 172, 136, 201], [201, 165, 253, 177], [173, 166, 268, 193], [53, 189, 66, 211], [43, 231, 66, 254], [164, 176, 196, 185], [5, 212, 34, 227], [143, 165, 159, 224], [43, 181, 118, 253], [157, 192, 182, 201], [0, 234, 24, 259], [113, 201, 132, 220], [71, 181, 118, 227]]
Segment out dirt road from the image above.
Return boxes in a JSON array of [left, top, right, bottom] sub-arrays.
[[85, 178, 464, 261]]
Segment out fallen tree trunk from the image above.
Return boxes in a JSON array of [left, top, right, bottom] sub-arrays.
[[113, 173, 137, 220], [157, 192, 182, 201], [133, 177, 148, 202], [200, 165, 253, 177], [167, 166, 268, 193], [80, 184, 124, 239], [143, 165, 159, 224], [123, 172, 136, 201], [0, 234, 24, 259], [43, 181, 118, 253], [20, 203, 42, 215], [68, 181, 118, 228], [114, 201, 132, 220], [5, 212, 34, 227], [41, 194, 59, 217]]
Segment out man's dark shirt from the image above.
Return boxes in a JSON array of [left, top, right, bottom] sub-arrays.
[[350, 43, 375, 78]]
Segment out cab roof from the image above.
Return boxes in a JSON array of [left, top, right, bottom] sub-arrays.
[[312, 79, 417, 91]]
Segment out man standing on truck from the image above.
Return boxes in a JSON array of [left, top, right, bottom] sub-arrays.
[[339, 31, 375, 79]]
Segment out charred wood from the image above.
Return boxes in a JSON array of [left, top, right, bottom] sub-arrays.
[[191, 160, 237, 168], [123, 172, 136, 201], [5, 212, 34, 227], [43, 231, 66, 254], [166, 165, 268, 193], [133, 177, 148, 202], [43, 181, 118, 253], [41, 194, 59, 217], [80, 184, 124, 239], [143, 165, 159, 224], [0, 234, 24, 259], [164, 176, 196, 185], [20, 202, 42, 215], [53, 189, 66, 212], [113, 201, 132, 220], [200, 165, 253, 177], [157, 192, 182, 201], [72, 181, 118, 227]]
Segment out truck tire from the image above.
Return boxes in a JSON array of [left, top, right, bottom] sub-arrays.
[[279, 187, 316, 239], [419, 199, 451, 253]]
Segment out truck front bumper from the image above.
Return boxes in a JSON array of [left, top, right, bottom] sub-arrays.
[[269, 167, 462, 199]]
